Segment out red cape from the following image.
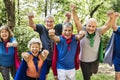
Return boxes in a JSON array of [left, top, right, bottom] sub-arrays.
[[52, 42, 80, 76]]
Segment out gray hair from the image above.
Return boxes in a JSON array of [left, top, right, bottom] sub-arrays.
[[0, 25, 14, 42], [28, 38, 42, 50], [62, 22, 73, 30], [45, 15, 54, 22], [86, 18, 98, 26]]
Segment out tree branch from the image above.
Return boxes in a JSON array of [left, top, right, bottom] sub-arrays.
[[90, 2, 104, 18]]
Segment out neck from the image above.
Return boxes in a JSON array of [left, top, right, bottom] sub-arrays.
[[3, 39, 8, 42], [32, 52, 39, 57]]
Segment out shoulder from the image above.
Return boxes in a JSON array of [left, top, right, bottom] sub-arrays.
[[54, 24, 62, 29], [35, 24, 46, 32], [96, 28, 102, 36], [36, 24, 45, 28], [9, 37, 16, 42], [54, 24, 62, 36], [114, 26, 120, 34]]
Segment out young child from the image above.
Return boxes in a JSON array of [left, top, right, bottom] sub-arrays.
[[14, 38, 49, 80], [49, 22, 85, 80], [0, 25, 18, 80]]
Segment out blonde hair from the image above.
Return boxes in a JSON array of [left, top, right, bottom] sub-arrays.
[[0, 25, 14, 41], [28, 38, 43, 50]]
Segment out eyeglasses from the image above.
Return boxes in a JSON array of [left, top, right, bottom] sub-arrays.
[[46, 20, 54, 23]]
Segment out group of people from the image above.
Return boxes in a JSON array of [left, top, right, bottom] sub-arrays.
[[0, 3, 120, 80]]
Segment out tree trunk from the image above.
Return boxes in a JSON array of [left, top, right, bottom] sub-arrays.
[[50, 0, 53, 14], [3, 0, 15, 31], [17, 0, 20, 26], [45, 0, 48, 17]]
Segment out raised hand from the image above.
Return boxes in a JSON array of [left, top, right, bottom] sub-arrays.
[[65, 11, 71, 19], [28, 12, 34, 18], [49, 29, 55, 36], [107, 10, 114, 18], [21, 52, 30, 62], [70, 3, 77, 11]]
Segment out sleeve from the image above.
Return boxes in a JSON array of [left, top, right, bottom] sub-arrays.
[[114, 27, 120, 34], [35, 24, 44, 34], [54, 24, 62, 36], [10, 37, 17, 43], [97, 28, 103, 36], [103, 33, 114, 66]]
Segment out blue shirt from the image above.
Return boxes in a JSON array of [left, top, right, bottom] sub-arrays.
[[0, 37, 16, 66], [57, 35, 78, 69], [113, 27, 120, 63], [113, 27, 120, 57]]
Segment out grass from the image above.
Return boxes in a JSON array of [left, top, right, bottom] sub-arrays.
[[47, 63, 115, 80], [0, 64, 114, 80], [47, 69, 114, 80]]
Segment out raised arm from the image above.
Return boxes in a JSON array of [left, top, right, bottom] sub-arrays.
[[49, 29, 60, 42], [6, 37, 18, 47], [28, 12, 36, 30], [71, 4, 82, 31], [75, 30, 85, 41], [21, 52, 30, 62], [41, 50, 49, 60], [112, 12, 120, 31], [100, 11, 115, 34], [64, 11, 71, 23]]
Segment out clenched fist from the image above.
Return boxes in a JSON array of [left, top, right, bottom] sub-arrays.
[[49, 29, 55, 36]]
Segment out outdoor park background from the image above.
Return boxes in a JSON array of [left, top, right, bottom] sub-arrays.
[[0, 0, 120, 80], [0, 64, 115, 80]]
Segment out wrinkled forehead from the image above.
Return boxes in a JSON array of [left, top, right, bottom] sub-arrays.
[[46, 18, 54, 21], [62, 22, 73, 30], [30, 42, 40, 46], [63, 26, 73, 30], [87, 20, 97, 27], [45, 15, 54, 21]]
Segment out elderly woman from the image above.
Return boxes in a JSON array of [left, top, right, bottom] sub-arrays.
[[0, 25, 18, 80], [71, 4, 115, 80]]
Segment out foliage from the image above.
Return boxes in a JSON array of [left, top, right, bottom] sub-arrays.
[[0, 1, 118, 80], [14, 26, 39, 57], [111, 0, 120, 12], [0, 0, 7, 26], [47, 68, 114, 80], [0, 0, 120, 57], [111, 0, 120, 25], [0, 66, 115, 80]]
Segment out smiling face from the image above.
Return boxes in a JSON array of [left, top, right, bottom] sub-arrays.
[[0, 29, 9, 41], [62, 22, 73, 39], [30, 43, 40, 56], [45, 15, 54, 30], [86, 18, 97, 34]]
